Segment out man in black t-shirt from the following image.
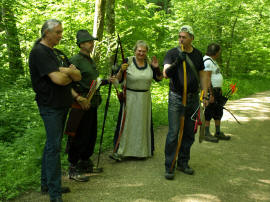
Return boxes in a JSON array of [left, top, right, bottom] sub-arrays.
[[29, 19, 81, 202], [163, 25, 209, 180]]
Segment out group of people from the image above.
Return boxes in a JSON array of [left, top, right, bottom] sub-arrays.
[[29, 19, 230, 202]]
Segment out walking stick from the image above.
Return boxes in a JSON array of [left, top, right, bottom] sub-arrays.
[[96, 38, 120, 169], [170, 44, 187, 172]]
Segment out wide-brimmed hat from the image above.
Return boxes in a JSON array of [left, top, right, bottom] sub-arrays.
[[76, 29, 97, 46]]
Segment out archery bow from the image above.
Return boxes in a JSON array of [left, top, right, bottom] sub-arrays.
[[170, 44, 187, 172], [96, 37, 120, 168]]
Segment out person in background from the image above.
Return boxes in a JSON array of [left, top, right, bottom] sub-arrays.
[[110, 40, 163, 161], [163, 25, 209, 180], [203, 43, 231, 142], [29, 19, 81, 202], [66, 29, 108, 182]]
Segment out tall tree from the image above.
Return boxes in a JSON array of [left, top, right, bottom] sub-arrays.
[[105, 0, 116, 71], [2, 0, 23, 74], [93, 0, 106, 40], [93, 0, 106, 62]]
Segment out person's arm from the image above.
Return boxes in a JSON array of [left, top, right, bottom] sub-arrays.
[[199, 70, 210, 106], [59, 64, 82, 81], [48, 71, 73, 86], [163, 51, 185, 79], [163, 62, 179, 79], [203, 59, 214, 102], [151, 56, 163, 81], [71, 88, 90, 110], [115, 63, 129, 81]]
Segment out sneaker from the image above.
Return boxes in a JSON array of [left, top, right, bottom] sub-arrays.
[[177, 165, 194, 175], [204, 133, 219, 143], [109, 153, 122, 162], [69, 167, 89, 182], [165, 172, 174, 180], [215, 132, 231, 140], [41, 186, 70, 194]]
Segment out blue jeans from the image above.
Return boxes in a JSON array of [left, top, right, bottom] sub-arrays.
[[38, 105, 69, 200], [165, 91, 199, 173]]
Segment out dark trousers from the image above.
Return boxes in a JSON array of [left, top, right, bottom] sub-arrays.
[[38, 105, 68, 200], [205, 87, 223, 121], [165, 91, 199, 172], [67, 107, 97, 165]]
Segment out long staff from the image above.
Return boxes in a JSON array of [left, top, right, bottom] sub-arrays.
[[96, 39, 120, 168], [170, 44, 187, 172], [113, 34, 127, 153]]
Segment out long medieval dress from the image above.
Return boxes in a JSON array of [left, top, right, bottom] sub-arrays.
[[114, 57, 159, 158]]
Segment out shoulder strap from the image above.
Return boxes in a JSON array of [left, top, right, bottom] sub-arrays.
[[203, 57, 213, 63], [176, 47, 200, 85]]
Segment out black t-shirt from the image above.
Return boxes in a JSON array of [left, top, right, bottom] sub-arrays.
[[163, 47, 205, 95], [29, 42, 73, 108]]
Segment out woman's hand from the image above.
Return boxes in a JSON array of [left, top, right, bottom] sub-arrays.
[[151, 56, 159, 68], [121, 63, 129, 71]]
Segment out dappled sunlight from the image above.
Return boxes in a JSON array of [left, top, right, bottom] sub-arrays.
[[249, 191, 270, 201], [171, 194, 221, 202], [108, 182, 144, 188], [237, 166, 264, 172], [221, 93, 270, 123], [133, 199, 155, 202], [228, 177, 248, 186], [258, 179, 270, 185]]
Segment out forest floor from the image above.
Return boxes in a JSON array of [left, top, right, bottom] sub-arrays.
[[13, 91, 270, 202]]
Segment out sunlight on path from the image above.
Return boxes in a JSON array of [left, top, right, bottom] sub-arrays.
[[222, 91, 270, 123]]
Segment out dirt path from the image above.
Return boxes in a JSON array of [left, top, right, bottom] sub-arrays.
[[15, 91, 270, 202]]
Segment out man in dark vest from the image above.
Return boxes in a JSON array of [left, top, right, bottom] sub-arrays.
[[29, 19, 81, 202], [66, 29, 107, 182]]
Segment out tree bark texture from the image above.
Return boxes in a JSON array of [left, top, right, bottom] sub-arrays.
[[2, 1, 23, 73]]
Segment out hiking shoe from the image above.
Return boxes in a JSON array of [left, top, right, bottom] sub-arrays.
[[69, 166, 89, 182], [41, 186, 70, 194], [215, 132, 231, 140], [177, 165, 194, 175], [109, 153, 122, 162], [165, 172, 174, 180], [204, 133, 219, 143]]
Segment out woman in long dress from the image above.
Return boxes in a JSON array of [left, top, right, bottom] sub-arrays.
[[111, 40, 163, 160]]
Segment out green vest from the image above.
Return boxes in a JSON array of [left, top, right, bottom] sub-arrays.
[[70, 52, 101, 107]]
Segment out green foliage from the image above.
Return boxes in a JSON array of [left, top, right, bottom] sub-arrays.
[[1, 0, 270, 200], [0, 127, 44, 200]]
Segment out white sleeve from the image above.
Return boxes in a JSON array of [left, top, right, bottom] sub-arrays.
[[204, 60, 214, 72]]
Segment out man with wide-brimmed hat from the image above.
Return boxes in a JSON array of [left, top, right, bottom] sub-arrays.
[[66, 29, 106, 182]]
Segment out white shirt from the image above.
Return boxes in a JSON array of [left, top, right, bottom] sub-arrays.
[[203, 55, 223, 88]]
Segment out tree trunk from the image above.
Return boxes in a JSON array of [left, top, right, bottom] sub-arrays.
[[2, 1, 23, 74], [105, 0, 116, 73], [93, 0, 106, 41], [225, 4, 242, 76], [93, 0, 106, 62]]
